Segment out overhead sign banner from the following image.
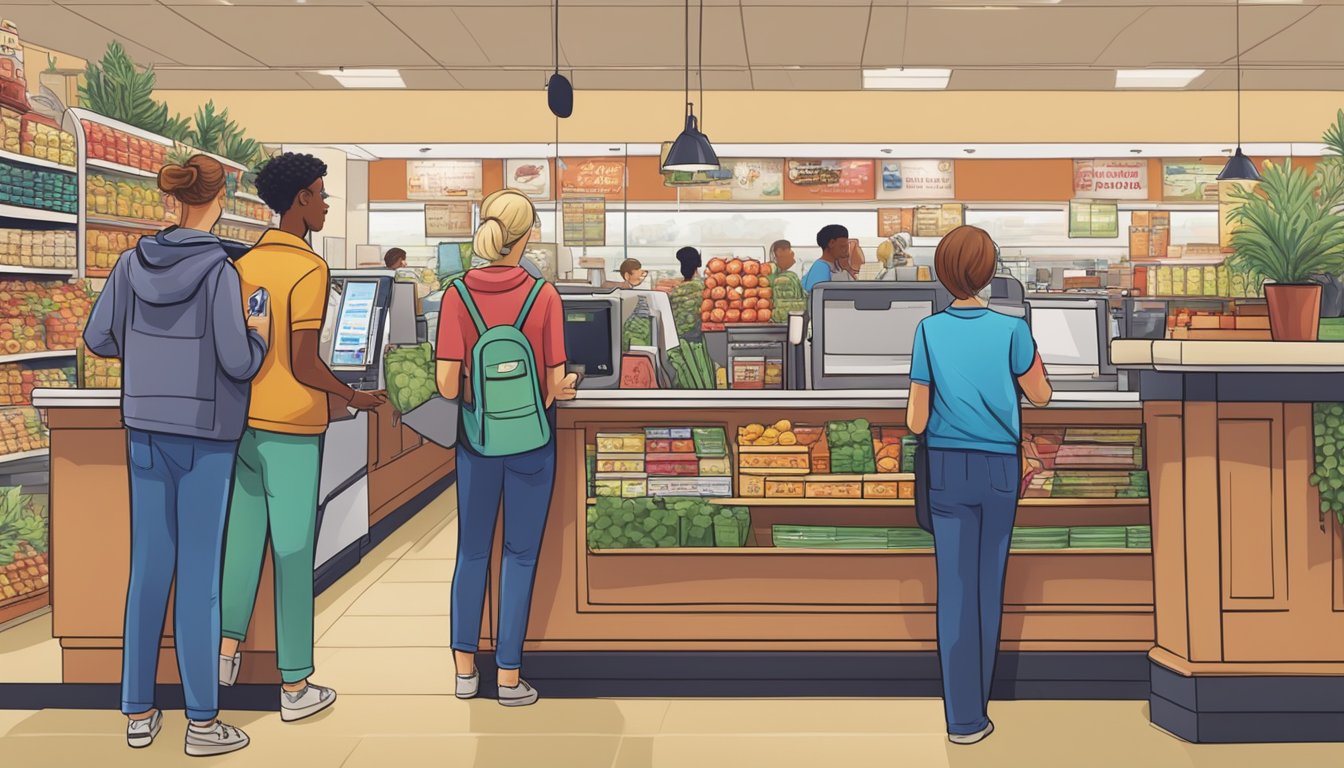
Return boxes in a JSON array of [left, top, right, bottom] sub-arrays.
[[561, 198, 606, 247], [1069, 199, 1120, 239], [913, 204, 964, 238], [424, 202, 474, 238], [785, 159, 874, 200], [406, 159, 482, 200], [505, 159, 551, 199], [678, 158, 785, 201], [878, 208, 915, 238], [1073, 159, 1148, 200], [558, 158, 625, 198], [1162, 160, 1224, 202], [876, 160, 955, 200]]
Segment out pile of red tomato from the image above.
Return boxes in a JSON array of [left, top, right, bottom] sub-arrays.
[[701, 258, 775, 327]]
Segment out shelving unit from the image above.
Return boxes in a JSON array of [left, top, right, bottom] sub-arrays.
[[0, 351, 77, 365], [0, 204, 77, 225], [0, 148, 75, 175]]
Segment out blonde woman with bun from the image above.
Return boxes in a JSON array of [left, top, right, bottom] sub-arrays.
[[83, 154, 267, 756], [435, 188, 578, 707]]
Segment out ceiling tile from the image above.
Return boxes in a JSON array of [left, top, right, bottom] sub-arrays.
[[171, 6, 435, 67], [398, 69, 465, 90], [61, 5, 264, 67], [750, 68, 860, 90], [371, 6, 490, 67], [447, 68, 550, 90], [452, 6, 559, 67], [1243, 7, 1344, 65], [2, 4, 175, 64], [560, 5, 746, 68], [742, 7, 872, 67], [861, 6, 910, 68], [904, 6, 1146, 66], [1198, 68, 1344, 91], [572, 69, 689, 90], [950, 68, 1117, 90], [1094, 5, 1313, 67], [152, 68, 313, 90]]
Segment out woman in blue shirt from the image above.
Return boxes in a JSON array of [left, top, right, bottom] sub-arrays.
[[906, 225, 1052, 746]]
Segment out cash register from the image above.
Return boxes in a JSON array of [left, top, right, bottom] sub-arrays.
[[313, 269, 418, 580]]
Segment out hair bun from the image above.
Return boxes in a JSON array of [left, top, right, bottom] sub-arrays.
[[158, 164, 199, 194]]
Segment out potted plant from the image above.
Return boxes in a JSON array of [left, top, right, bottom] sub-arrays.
[[1226, 111, 1344, 341]]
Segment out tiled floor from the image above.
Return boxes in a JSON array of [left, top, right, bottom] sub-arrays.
[[2, 491, 1343, 766]]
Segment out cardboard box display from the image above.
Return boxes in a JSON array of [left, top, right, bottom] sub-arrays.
[[765, 478, 805, 498]]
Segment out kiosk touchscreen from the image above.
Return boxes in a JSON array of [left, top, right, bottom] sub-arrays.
[[561, 295, 621, 389], [809, 282, 951, 390], [321, 274, 394, 391], [1026, 297, 1116, 390]]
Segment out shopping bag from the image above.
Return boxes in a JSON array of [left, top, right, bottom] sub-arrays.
[[399, 394, 459, 449], [912, 433, 933, 534]]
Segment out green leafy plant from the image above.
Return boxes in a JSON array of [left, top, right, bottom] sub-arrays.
[[1225, 158, 1344, 285], [0, 487, 45, 566], [186, 100, 238, 157], [79, 41, 191, 142]]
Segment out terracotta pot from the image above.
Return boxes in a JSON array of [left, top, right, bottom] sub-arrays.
[[1264, 283, 1322, 341]]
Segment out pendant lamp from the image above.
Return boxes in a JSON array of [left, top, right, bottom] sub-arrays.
[[1217, 0, 1259, 182], [547, 0, 573, 118], [663, 0, 719, 172]]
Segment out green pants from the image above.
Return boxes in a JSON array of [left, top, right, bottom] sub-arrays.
[[221, 428, 322, 685]]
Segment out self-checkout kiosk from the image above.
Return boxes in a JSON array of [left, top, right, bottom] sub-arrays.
[[313, 269, 419, 575]]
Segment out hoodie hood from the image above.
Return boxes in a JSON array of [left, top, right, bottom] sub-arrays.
[[463, 265, 531, 294], [126, 226, 228, 306]]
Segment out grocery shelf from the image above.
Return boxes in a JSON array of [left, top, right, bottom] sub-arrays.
[[0, 448, 50, 467], [0, 148, 76, 175], [0, 350, 78, 364], [235, 192, 265, 205], [708, 497, 1150, 508], [0, 587, 49, 625], [0, 204, 78, 225], [587, 546, 1152, 556], [87, 158, 159, 180], [220, 212, 271, 227], [86, 216, 166, 232], [0, 265, 78, 277]]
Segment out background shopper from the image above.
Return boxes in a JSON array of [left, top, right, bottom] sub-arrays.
[[435, 188, 579, 707], [618, 258, 647, 289], [84, 154, 267, 757], [383, 247, 407, 270], [905, 225, 1052, 746], [219, 153, 385, 723], [803, 225, 853, 291]]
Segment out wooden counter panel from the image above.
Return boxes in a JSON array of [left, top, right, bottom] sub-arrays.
[[584, 550, 1153, 611], [1218, 407, 1287, 607], [44, 404, 122, 430], [1145, 402, 1189, 660]]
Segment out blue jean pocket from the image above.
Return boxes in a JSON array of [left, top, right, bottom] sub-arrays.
[[928, 451, 947, 491], [127, 431, 153, 471], [987, 454, 1016, 494]]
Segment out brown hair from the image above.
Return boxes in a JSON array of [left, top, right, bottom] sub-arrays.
[[158, 155, 227, 206], [934, 225, 997, 300], [619, 258, 642, 277], [384, 248, 407, 268], [769, 240, 791, 260]]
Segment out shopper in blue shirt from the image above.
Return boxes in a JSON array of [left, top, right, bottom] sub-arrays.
[[802, 224, 852, 292], [906, 225, 1053, 746]]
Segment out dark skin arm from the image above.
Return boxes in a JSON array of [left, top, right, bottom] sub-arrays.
[[291, 329, 385, 410]]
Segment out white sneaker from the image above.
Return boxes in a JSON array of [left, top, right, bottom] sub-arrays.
[[126, 710, 162, 749], [280, 683, 337, 722], [497, 679, 539, 707], [219, 652, 241, 687], [948, 721, 995, 745], [184, 720, 250, 757], [456, 671, 479, 700]]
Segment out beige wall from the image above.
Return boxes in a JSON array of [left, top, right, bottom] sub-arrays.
[[155, 90, 1344, 145]]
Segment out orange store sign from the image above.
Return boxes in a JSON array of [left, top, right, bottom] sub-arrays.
[[1073, 159, 1148, 200], [559, 158, 626, 198]]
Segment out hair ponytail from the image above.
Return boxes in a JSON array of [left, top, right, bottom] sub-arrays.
[[158, 154, 227, 207], [473, 189, 535, 263]]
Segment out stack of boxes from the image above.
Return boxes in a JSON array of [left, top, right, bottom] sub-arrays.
[[592, 426, 732, 499], [0, 228, 75, 270]]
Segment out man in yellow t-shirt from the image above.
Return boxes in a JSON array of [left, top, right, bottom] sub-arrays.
[[218, 153, 384, 724]]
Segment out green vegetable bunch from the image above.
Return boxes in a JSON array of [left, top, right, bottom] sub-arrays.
[[587, 497, 750, 550], [1310, 403, 1344, 526], [0, 487, 46, 567], [622, 315, 653, 351], [383, 343, 435, 414], [826, 418, 877, 474]]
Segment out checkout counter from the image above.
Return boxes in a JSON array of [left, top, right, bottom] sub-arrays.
[[36, 269, 454, 686]]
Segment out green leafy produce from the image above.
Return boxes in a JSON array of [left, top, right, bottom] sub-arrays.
[[1311, 403, 1344, 526], [79, 42, 192, 142], [622, 315, 653, 351], [586, 497, 750, 550], [383, 343, 436, 414], [668, 340, 717, 390], [669, 280, 705, 341], [826, 418, 877, 474], [0, 486, 47, 567]]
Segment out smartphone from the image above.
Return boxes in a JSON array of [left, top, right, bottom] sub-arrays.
[[248, 287, 269, 317], [567, 364, 586, 389]]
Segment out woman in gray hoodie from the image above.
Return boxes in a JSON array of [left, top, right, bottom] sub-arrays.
[[83, 154, 268, 757]]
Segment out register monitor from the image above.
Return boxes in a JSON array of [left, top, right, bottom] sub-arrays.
[[321, 272, 395, 391], [561, 295, 621, 389], [809, 282, 952, 390], [1027, 297, 1115, 383]]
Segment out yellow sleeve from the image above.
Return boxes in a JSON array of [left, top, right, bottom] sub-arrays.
[[290, 263, 328, 331]]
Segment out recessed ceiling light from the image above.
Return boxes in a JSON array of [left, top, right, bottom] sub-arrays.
[[419, 147, 431, 153], [1115, 69, 1204, 89], [862, 68, 951, 90], [316, 68, 405, 89]]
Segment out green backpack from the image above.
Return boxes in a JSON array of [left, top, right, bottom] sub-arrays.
[[452, 278, 551, 457]]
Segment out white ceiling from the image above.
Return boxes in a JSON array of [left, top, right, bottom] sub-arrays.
[[4, 1, 1343, 91]]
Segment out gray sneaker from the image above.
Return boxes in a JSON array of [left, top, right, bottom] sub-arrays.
[[497, 679, 539, 707], [126, 710, 162, 749], [948, 721, 994, 745], [184, 720, 249, 757], [280, 683, 337, 722], [455, 671, 479, 700], [219, 652, 241, 687]]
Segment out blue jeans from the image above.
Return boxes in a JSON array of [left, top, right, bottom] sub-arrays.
[[928, 448, 1019, 736], [450, 421, 557, 671], [121, 429, 239, 722]]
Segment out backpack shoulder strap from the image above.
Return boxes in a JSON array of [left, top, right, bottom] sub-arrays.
[[452, 279, 488, 336], [513, 278, 546, 330]]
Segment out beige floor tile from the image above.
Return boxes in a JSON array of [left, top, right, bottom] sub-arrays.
[[660, 697, 946, 735], [308, 647, 456, 694], [342, 734, 622, 768], [3, 707, 119, 736], [380, 558, 456, 583], [317, 615, 451, 648], [0, 734, 157, 768], [645, 733, 949, 768], [312, 554, 399, 641], [0, 611, 61, 684], [460, 698, 672, 736], [0, 710, 35, 737], [344, 582, 450, 617], [403, 519, 460, 560]]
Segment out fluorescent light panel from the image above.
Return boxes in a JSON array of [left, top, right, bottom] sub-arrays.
[[863, 68, 952, 90], [1115, 69, 1204, 88], [316, 68, 405, 89]]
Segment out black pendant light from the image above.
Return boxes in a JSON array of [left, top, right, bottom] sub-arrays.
[[663, 0, 719, 172], [547, 0, 573, 118], [1217, 0, 1259, 182]]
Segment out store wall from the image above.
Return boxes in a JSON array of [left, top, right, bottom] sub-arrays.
[[282, 145, 350, 265], [346, 160, 370, 269], [155, 90, 1344, 145]]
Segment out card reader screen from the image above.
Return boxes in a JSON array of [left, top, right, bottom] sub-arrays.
[[331, 280, 378, 368]]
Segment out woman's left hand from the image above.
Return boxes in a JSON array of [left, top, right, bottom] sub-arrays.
[[556, 373, 580, 401]]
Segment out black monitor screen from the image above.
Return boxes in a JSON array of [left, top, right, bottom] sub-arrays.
[[563, 305, 614, 378]]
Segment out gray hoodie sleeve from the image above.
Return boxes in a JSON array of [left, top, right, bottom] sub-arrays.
[[82, 256, 126, 358], [213, 262, 268, 382]]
